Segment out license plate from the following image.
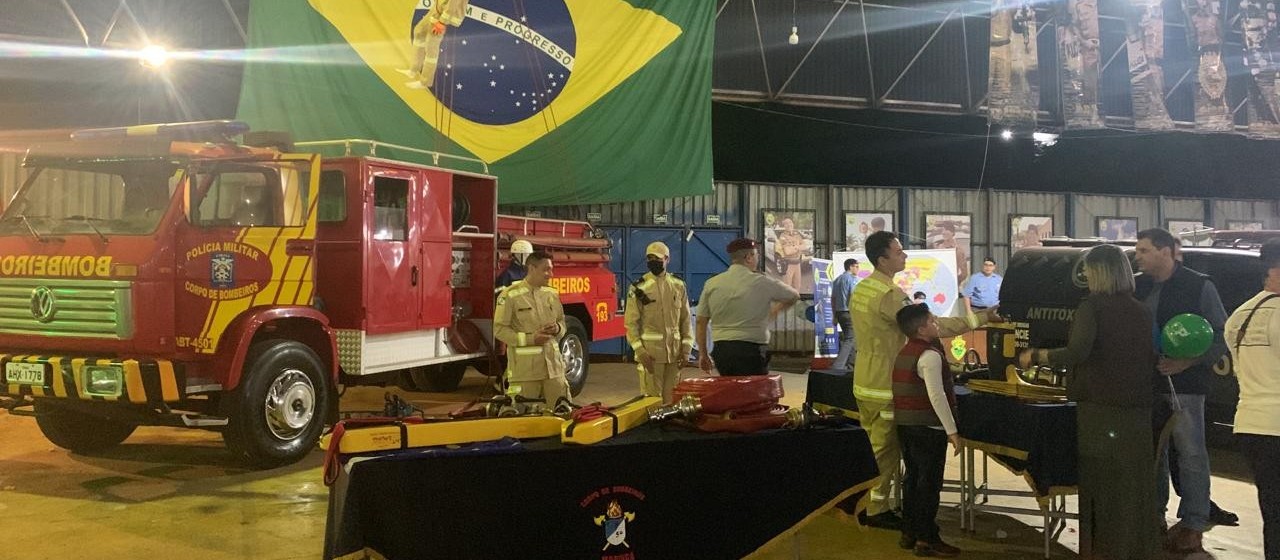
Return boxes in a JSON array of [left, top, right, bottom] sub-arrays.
[[4, 362, 46, 385]]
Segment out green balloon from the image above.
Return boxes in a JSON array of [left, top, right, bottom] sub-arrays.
[[1161, 313, 1213, 359]]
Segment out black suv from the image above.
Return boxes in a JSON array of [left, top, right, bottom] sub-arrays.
[[1028, 233, 1272, 436]]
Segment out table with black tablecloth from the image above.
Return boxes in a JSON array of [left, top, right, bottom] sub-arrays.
[[805, 369, 1078, 558], [324, 422, 878, 560], [957, 391, 1077, 500]]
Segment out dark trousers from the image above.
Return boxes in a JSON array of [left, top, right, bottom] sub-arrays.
[[1240, 433, 1280, 560], [710, 341, 770, 376], [898, 424, 948, 543], [833, 310, 855, 370]]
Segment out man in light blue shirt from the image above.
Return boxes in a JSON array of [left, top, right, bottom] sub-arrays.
[[962, 257, 1002, 310], [830, 258, 859, 370]]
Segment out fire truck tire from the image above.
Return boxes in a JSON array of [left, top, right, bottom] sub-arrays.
[[561, 316, 589, 396], [34, 400, 136, 453], [406, 362, 468, 393], [222, 339, 330, 469]]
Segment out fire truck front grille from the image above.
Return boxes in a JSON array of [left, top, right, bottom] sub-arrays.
[[0, 278, 134, 339]]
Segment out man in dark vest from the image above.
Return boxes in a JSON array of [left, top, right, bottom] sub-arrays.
[[1134, 228, 1230, 553]]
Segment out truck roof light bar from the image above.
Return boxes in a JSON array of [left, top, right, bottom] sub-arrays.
[[70, 120, 250, 142]]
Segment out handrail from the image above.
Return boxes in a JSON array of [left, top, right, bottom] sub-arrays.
[[294, 139, 489, 174]]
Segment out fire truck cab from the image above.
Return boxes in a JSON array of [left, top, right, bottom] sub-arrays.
[[0, 121, 622, 467]]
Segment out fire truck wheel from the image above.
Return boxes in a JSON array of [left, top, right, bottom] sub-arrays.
[[406, 362, 468, 392], [33, 400, 136, 453], [561, 316, 589, 396], [222, 339, 330, 469]]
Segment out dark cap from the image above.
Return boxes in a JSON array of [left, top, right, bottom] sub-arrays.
[[726, 237, 757, 253], [1261, 239, 1280, 268]]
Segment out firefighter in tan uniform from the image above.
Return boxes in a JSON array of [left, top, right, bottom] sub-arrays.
[[624, 241, 693, 402], [852, 231, 998, 528], [401, 0, 471, 89], [494, 251, 570, 406]]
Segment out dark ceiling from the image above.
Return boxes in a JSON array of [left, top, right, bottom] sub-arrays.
[[1, 1, 1278, 199]]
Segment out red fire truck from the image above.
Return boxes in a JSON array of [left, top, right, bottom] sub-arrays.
[[0, 121, 623, 467]]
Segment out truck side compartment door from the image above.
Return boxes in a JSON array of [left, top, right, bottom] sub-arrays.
[[364, 169, 419, 334], [418, 169, 454, 329]]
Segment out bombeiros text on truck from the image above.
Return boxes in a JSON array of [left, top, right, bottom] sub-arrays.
[[0, 120, 623, 468]]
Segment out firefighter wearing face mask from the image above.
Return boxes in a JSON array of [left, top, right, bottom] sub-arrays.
[[624, 242, 694, 402]]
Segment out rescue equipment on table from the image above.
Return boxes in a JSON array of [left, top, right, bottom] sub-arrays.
[[647, 375, 850, 433], [560, 396, 663, 445], [320, 394, 661, 484], [967, 247, 1083, 402]]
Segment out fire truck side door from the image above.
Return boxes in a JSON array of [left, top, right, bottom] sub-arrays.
[[418, 169, 454, 329], [364, 169, 420, 334]]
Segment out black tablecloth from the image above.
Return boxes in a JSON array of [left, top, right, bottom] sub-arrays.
[[957, 391, 1078, 498], [805, 370, 1077, 499], [324, 422, 877, 560]]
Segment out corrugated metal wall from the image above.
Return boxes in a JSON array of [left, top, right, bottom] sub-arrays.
[[0, 151, 121, 217], [1072, 194, 1159, 238], [498, 181, 743, 228], [1163, 198, 1207, 224], [1214, 199, 1277, 228], [988, 191, 1068, 268]]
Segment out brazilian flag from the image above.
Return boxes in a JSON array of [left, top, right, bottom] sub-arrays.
[[237, 0, 714, 204]]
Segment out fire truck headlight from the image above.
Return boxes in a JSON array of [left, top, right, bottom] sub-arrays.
[[84, 365, 124, 398]]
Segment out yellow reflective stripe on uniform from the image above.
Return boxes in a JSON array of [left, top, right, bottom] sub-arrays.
[[629, 339, 644, 351], [681, 337, 695, 344], [514, 347, 544, 355], [517, 332, 527, 346], [640, 333, 665, 340], [850, 275, 892, 314], [854, 384, 894, 401]]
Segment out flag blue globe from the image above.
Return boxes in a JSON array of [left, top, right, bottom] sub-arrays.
[[413, 0, 576, 125]]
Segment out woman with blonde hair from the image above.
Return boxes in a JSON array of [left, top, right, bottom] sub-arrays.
[[1019, 244, 1159, 559]]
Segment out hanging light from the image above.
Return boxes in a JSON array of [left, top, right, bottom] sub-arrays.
[[788, 0, 799, 45]]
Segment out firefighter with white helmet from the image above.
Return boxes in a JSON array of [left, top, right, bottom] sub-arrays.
[[496, 239, 535, 293], [624, 241, 693, 402]]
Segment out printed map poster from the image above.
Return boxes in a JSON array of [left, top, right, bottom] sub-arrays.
[[832, 249, 962, 319]]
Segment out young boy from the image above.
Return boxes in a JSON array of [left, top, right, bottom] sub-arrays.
[[892, 303, 962, 557]]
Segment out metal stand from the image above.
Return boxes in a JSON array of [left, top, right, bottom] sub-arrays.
[[959, 444, 1077, 559]]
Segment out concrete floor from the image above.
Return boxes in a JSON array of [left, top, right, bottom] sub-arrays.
[[0, 358, 1265, 559]]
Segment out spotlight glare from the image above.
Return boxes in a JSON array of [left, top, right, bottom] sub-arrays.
[[1000, 129, 1014, 141], [1032, 132, 1059, 147], [788, 26, 799, 45], [139, 44, 169, 68]]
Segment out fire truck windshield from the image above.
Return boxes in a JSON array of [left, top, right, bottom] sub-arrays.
[[0, 159, 182, 236]]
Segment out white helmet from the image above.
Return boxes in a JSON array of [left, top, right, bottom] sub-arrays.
[[510, 239, 534, 265]]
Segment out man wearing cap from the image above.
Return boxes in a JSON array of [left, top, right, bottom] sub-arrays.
[[852, 231, 998, 529], [1225, 238, 1280, 560], [696, 237, 800, 376], [625, 241, 694, 402]]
